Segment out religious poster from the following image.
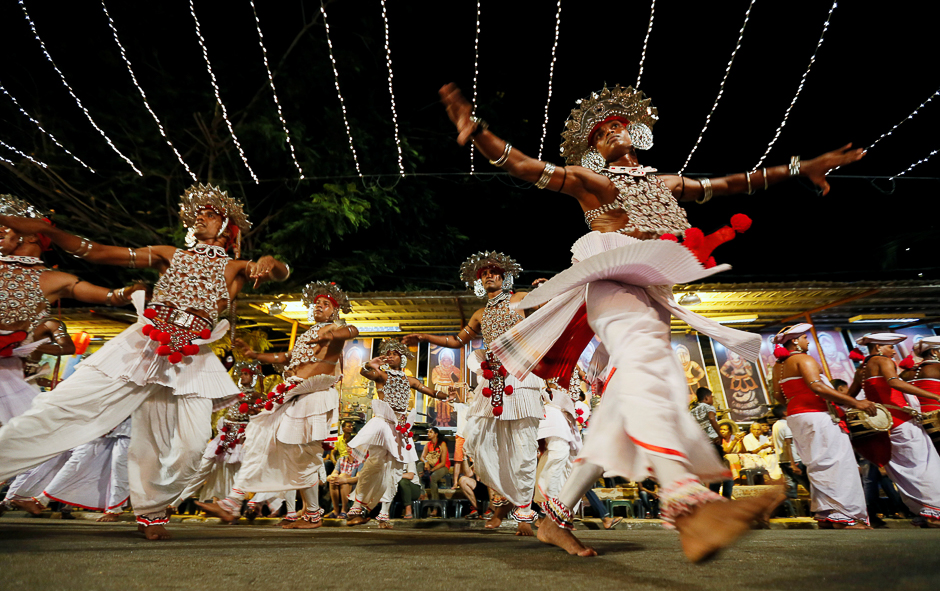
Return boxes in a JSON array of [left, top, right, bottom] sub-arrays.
[[815, 330, 857, 384], [710, 338, 771, 422], [427, 344, 462, 429], [340, 337, 373, 417], [672, 333, 708, 405]]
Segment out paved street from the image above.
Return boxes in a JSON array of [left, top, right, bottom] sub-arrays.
[[2, 516, 939, 591]]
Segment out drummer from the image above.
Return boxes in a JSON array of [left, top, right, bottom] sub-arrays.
[[770, 324, 875, 529], [900, 336, 940, 414], [849, 333, 940, 527]]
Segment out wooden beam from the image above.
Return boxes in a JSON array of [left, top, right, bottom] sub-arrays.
[[766, 289, 881, 326]]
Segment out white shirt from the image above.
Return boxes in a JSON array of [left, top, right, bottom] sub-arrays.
[[772, 419, 801, 463], [404, 461, 421, 486]]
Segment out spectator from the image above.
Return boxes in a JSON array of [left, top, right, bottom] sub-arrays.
[[422, 427, 450, 501], [398, 461, 423, 519], [457, 457, 490, 519], [638, 478, 659, 519], [772, 405, 810, 516], [742, 422, 783, 482], [325, 421, 361, 518], [719, 421, 745, 483], [691, 388, 733, 498]]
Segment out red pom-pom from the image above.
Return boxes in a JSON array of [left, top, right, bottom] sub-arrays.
[[275, 384, 287, 393], [849, 348, 865, 362], [481, 360, 490, 370], [220, 425, 229, 433], [142, 308, 157, 319], [149, 330, 163, 342], [730, 213, 752, 233], [773, 345, 790, 359], [238, 393, 246, 399], [577, 417, 584, 425], [141, 324, 153, 336], [483, 369, 494, 380], [215, 446, 225, 455], [407, 431, 414, 438], [714, 227, 736, 243], [659, 233, 679, 242], [158, 332, 172, 345], [482, 387, 492, 398], [705, 256, 717, 269], [238, 402, 249, 413], [504, 385, 513, 395], [238, 426, 245, 433], [499, 366, 508, 377], [406, 444, 413, 450], [200, 329, 212, 340], [264, 401, 274, 411], [899, 355, 916, 370], [182, 344, 200, 356], [254, 398, 263, 406], [228, 441, 237, 449], [267, 392, 277, 400], [396, 425, 403, 433], [156, 345, 171, 356], [576, 408, 584, 416], [404, 423, 411, 430], [168, 351, 183, 364], [683, 227, 704, 248], [492, 405, 503, 417]]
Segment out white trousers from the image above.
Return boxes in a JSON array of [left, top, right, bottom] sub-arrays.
[[789, 412, 868, 524], [40, 436, 131, 513], [885, 421, 940, 519], [351, 445, 404, 511], [250, 490, 297, 515], [538, 436, 575, 501], [172, 455, 241, 507], [464, 416, 539, 507]]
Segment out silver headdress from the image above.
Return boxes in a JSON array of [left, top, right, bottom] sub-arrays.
[[232, 360, 263, 388], [459, 251, 522, 297], [179, 183, 251, 258], [0, 194, 48, 219], [302, 281, 352, 322], [379, 338, 415, 369], [560, 85, 658, 170]]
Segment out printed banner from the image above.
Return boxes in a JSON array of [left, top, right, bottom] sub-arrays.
[[711, 337, 771, 423]]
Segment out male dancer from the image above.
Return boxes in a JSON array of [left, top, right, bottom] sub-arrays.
[[770, 324, 875, 528], [406, 253, 544, 534], [199, 281, 357, 530], [439, 82, 865, 560], [538, 371, 583, 511], [0, 184, 289, 539], [901, 336, 940, 413], [346, 338, 454, 526]]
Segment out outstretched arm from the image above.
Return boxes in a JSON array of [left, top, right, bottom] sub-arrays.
[[242, 256, 290, 289], [43, 270, 146, 307], [234, 337, 290, 365], [32, 319, 76, 356], [410, 377, 454, 402], [661, 144, 866, 203], [405, 311, 481, 349]]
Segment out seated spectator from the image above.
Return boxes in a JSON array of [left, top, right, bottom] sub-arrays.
[[397, 461, 423, 519], [637, 478, 659, 518], [422, 427, 450, 501], [457, 457, 490, 519], [719, 421, 745, 482], [325, 421, 361, 518], [741, 422, 783, 482]]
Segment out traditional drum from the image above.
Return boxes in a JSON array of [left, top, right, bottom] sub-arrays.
[[919, 410, 940, 453], [844, 403, 892, 439]]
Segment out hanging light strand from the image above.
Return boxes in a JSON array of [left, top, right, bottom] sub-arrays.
[[635, 0, 655, 89], [188, 0, 258, 184], [536, 0, 562, 161], [248, 0, 305, 179], [101, 1, 196, 182], [470, 0, 481, 174], [0, 139, 48, 168], [678, 0, 756, 175], [320, 2, 362, 177], [0, 81, 94, 172], [890, 149, 938, 181], [0, 154, 14, 166], [18, 0, 141, 175], [752, 0, 836, 170], [379, 0, 404, 176]]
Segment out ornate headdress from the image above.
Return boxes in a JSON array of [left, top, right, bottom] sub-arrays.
[[560, 84, 658, 170], [379, 338, 415, 369], [179, 183, 251, 258], [302, 281, 352, 322], [459, 251, 522, 297], [231, 360, 263, 388], [0, 194, 53, 251]]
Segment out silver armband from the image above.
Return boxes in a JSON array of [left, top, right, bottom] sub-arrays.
[[789, 155, 801, 177], [534, 162, 556, 189], [696, 178, 714, 204]]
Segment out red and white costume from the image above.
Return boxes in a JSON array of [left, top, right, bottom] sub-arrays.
[[909, 360, 940, 414]]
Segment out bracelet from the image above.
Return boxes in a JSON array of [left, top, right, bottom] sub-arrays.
[[470, 116, 488, 137], [106, 290, 114, 304], [695, 178, 713, 204], [283, 262, 291, 280], [360, 361, 373, 373], [127, 248, 137, 269], [489, 142, 512, 167], [789, 155, 801, 177], [762, 168, 769, 190], [65, 237, 93, 259], [745, 171, 754, 195], [534, 162, 556, 189]]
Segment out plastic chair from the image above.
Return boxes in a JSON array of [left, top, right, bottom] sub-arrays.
[[605, 499, 636, 518], [416, 499, 448, 518]]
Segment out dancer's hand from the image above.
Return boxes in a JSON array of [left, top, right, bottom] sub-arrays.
[[802, 143, 866, 196], [402, 333, 427, 346], [233, 338, 257, 359], [531, 278, 548, 287], [249, 255, 278, 288], [439, 83, 477, 146], [852, 398, 879, 417]]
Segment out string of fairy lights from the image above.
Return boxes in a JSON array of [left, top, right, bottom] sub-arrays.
[[1, 4, 937, 187], [101, 0, 197, 182], [678, 0, 756, 176], [752, 0, 836, 171], [188, 0, 258, 184], [320, 2, 362, 177], [249, 0, 305, 179], [536, 0, 562, 161], [0, 81, 94, 172], [17, 0, 141, 176], [635, 0, 655, 90]]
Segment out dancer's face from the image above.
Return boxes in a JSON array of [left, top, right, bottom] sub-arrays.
[[193, 208, 226, 242], [591, 119, 634, 162], [312, 297, 336, 323], [386, 351, 403, 368], [480, 267, 504, 293]]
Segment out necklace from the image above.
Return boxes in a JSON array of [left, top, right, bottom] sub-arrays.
[[604, 165, 658, 177], [486, 291, 511, 308], [189, 243, 229, 259], [0, 255, 44, 265]]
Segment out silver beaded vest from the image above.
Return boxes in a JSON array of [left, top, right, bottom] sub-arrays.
[[480, 291, 523, 347], [287, 323, 336, 371], [0, 259, 49, 331], [567, 367, 582, 403], [381, 367, 411, 413], [151, 247, 230, 325], [223, 403, 250, 423], [583, 174, 691, 236]]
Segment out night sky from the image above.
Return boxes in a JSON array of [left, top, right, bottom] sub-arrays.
[[1, 0, 937, 287]]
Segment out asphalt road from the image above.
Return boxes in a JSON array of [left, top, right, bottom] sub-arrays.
[[1, 517, 938, 591]]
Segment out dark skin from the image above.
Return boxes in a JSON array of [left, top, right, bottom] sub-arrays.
[[847, 343, 940, 404], [440, 83, 866, 239], [900, 349, 940, 384]]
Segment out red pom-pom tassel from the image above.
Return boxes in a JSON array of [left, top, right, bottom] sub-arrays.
[[899, 355, 916, 370], [168, 351, 183, 364], [238, 403, 249, 413], [149, 330, 163, 342], [577, 417, 584, 425], [773, 345, 790, 359], [264, 401, 274, 411], [238, 426, 245, 433], [482, 387, 492, 398], [182, 344, 200, 356], [406, 444, 413, 450], [407, 431, 414, 438], [156, 345, 172, 356], [142, 308, 157, 319], [200, 329, 212, 340], [498, 366, 508, 377], [504, 385, 513, 395], [480, 360, 490, 370], [730, 213, 752, 233], [492, 406, 503, 417], [215, 446, 225, 455], [158, 332, 172, 345], [659, 233, 679, 242], [141, 324, 153, 336], [483, 369, 494, 380], [404, 423, 412, 431], [683, 227, 704, 248], [576, 408, 584, 416], [849, 348, 865, 362]]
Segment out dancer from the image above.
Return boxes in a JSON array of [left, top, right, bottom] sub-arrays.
[[901, 336, 940, 413], [849, 333, 940, 526], [346, 339, 454, 526], [440, 82, 864, 560], [538, 371, 584, 512], [769, 324, 874, 528], [198, 281, 357, 531], [405, 252, 545, 535], [0, 184, 289, 540]]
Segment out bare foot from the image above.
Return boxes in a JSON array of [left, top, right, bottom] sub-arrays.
[[515, 522, 535, 536], [675, 492, 785, 563], [97, 513, 120, 522], [285, 518, 321, 529], [194, 501, 238, 523], [485, 504, 511, 530], [378, 521, 393, 529], [165, 506, 177, 516], [11, 499, 44, 515], [536, 517, 597, 556], [142, 524, 172, 540], [345, 515, 370, 526], [276, 519, 297, 527], [835, 523, 872, 530]]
